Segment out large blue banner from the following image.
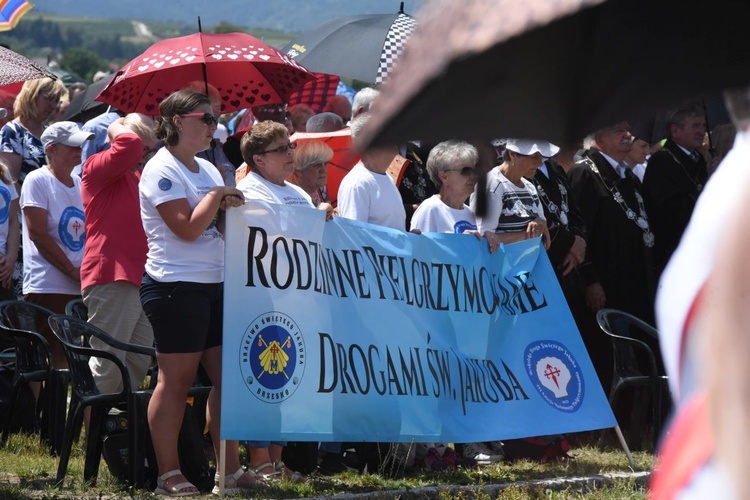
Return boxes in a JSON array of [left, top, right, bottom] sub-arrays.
[[221, 201, 616, 442]]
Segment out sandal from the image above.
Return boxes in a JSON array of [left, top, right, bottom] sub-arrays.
[[154, 469, 198, 497], [273, 460, 306, 483], [212, 467, 257, 495], [251, 461, 282, 482]]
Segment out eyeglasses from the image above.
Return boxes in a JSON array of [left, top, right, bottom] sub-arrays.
[[445, 166, 477, 177], [180, 112, 219, 126], [260, 142, 297, 155]]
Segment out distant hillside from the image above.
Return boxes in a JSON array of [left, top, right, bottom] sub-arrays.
[[29, 0, 425, 33]]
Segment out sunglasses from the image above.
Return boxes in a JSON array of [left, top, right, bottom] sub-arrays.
[[181, 112, 219, 126], [260, 142, 297, 155], [445, 166, 477, 177]]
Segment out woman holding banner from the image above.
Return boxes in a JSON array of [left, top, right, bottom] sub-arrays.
[[411, 139, 521, 254], [138, 89, 251, 496], [471, 139, 551, 250], [411, 139, 506, 466], [235, 119, 314, 482]]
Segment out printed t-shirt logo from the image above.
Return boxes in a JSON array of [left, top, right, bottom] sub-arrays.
[[0, 185, 10, 224], [58, 206, 85, 252], [454, 220, 477, 234], [158, 177, 172, 191]]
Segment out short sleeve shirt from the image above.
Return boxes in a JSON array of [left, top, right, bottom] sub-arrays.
[[139, 148, 225, 283], [471, 168, 545, 234], [410, 195, 477, 234], [0, 178, 18, 253], [237, 171, 314, 207], [337, 162, 406, 231], [0, 121, 45, 184], [20, 167, 85, 294]]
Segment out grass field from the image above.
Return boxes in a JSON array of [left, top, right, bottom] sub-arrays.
[[0, 432, 653, 498]]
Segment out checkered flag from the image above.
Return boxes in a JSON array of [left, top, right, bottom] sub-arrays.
[[376, 13, 417, 84]]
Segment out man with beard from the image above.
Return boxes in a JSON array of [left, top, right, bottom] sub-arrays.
[[641, 101, 709, 279]]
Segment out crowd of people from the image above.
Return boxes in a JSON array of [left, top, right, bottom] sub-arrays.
[[0, 68, 732, 496]]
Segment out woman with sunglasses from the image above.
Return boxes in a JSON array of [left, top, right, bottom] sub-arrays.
[[80, 113, 160, 398], [410, 141, 487, 238], [471, 139, 551, 252], [138, 90, 250, 497]]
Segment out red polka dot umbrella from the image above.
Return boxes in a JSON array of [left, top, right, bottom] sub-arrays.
[[97, 32, 315, 115]]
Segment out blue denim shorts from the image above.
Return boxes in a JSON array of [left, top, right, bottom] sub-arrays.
[[140, 273, 223, 354]]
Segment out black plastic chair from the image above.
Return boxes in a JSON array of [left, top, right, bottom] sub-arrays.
[[596, 308, 671, 449], [0, 300, 68, 455], [64, 298, 88, 321], [48, 314, 155, 489]]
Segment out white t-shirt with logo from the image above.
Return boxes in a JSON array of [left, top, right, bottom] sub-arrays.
[[410, 195, 477, 234], [0, 178, 18, 254], [139, 148, 225, 283], [236, 171, 313, 207], [20, 166, 85, 294], [338, 161, 406, 231]]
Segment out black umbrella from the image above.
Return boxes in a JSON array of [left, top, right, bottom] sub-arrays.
[[64, 74, 116, 123], [282, 3, 416, 84], [362, 0, 750, 148]]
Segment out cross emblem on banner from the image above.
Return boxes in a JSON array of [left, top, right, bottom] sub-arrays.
[[544, 363, 561, 388]]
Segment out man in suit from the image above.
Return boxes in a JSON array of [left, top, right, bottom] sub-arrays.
[[567, 123, 656, 394], [641, 101, 709, 278]]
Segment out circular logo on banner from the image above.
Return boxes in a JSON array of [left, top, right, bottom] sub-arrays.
[[0, 185, 11, 224], [58, 206, 86, 252], [158, 177, 172, 191], [239, 312, 305, 403], [524, 340, 584, 413]]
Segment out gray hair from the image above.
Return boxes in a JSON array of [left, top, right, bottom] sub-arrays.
[[306, 112, 344, 133], [666, 100, 706, 137], [352, 87, 380, 118], [426, 140, 478, 190], [349, 113, 371, 150], [724, 86, 750, 130]]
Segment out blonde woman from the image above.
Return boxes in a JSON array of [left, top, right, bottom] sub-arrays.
[[0, 77, 67, 185], [290, 140, 333, 210]]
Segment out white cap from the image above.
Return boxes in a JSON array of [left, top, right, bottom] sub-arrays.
[[504, 138, 560, 157], [41, 121, 95, 149]]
